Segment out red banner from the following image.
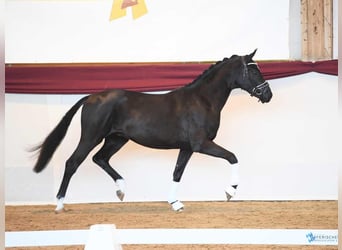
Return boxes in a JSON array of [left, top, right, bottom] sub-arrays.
[[5, 60, 337, 94]]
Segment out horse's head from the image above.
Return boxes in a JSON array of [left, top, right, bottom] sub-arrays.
[[234, 49, 273, 103]]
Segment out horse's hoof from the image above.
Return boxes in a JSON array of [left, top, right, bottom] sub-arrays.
[[54, 208, 66, 214], [225, 185, 238, 201], [176, 207, 184, 212], [170, 200, 184, 212], [225, 192, 233, 201], [116, 190, 125, 201]]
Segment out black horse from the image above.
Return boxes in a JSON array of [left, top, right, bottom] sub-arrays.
[[33, 49, 272, 212]]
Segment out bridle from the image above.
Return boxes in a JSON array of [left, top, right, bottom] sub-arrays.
[[247, 62, 269, 97], [251, 81, 269, 96]]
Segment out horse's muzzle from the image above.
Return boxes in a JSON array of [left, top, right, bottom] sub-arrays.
[[251, 81, 272, 103], [260, 87, 272, 103]]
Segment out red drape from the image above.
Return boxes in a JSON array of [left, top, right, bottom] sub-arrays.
[[5, 60, 337, 94]]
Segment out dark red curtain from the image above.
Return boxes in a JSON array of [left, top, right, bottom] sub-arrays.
[[5, 60, 337, 94]]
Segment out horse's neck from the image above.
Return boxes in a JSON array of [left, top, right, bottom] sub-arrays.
[[196, 69, 234, 112], [201, 81, 231, 111]]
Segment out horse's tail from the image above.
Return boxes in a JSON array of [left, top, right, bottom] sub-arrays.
[[32, 95, 89, 173]]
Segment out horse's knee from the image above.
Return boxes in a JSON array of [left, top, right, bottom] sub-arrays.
[[228, 153, 238, 164]]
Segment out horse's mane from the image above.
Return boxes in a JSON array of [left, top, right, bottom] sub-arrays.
[[184, 55, 240, 89]]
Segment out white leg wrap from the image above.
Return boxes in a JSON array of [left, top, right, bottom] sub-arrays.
[[116, 179, 125, 201], [170, 200, 184, 211], [225, 164, 239, 201], [225, 185, 237, 197], [55, 198, 64, 212], [116, 179, 125, 193], [230, 164, 239, 186], [168, 181, 184, 211], [168, 181, 179, 204], [225, 185, 238, 201]]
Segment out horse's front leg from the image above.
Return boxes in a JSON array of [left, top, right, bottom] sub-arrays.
[[168, 149, 193, 211], [194, 140, 240, 201]]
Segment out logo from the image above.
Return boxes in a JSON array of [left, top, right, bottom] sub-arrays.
[[306, 231, 338, 244], [306, 232, 315, 243], [110, 0, 148, 20]]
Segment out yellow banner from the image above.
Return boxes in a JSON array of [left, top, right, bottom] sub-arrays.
[[110, 0, 148, 21], [132, 0, 147, 19]]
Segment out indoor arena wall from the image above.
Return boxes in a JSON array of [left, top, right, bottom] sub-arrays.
[[5, 0, 338, 204]]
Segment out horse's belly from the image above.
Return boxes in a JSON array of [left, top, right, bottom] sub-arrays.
[[126, 124, 189, 149], [133, 139, 186, 149]]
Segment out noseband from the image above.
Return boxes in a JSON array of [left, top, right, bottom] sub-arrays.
[[251, 81, 269, 96], [246, 62, 269, 97]]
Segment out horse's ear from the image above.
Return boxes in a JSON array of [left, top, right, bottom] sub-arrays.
[[246, 49, 257, 61]]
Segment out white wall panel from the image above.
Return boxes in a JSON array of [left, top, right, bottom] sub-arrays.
[[5, 0, 289, 63]]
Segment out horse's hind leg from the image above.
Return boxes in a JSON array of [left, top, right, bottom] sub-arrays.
[[56, 141, 98, 212], [92, 134, 128, 201], [225, 164, 239, 200]]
